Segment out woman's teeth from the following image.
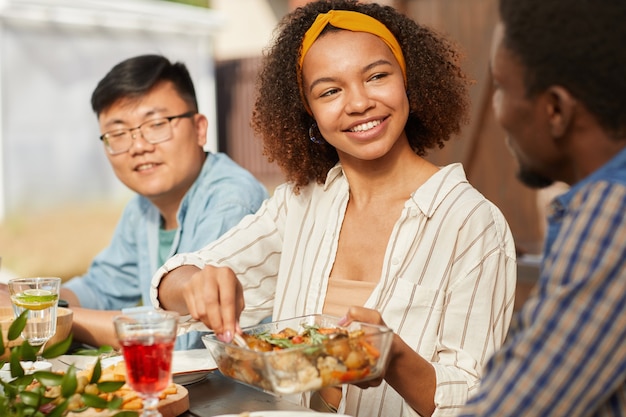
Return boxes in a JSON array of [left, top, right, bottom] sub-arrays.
[[350, 119, 381, 132]]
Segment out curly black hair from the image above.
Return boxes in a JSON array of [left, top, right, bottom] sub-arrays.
[[499, 0, 626, 139], [251, 0, 470, 190]]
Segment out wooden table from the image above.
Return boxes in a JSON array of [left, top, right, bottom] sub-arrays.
[[179, 371, 310, 416]]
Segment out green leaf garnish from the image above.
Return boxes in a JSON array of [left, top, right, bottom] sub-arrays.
[[73, 345, 116, 356], [97, 381, 126, 393], [60, 364, 78, 398], [7, 311, 27, 341], [90, 358, 102, 384], [34, 371, 63, 386], [18, 390, 40, 407], [42, 333, 72, 359], [82, 393, 110, 409], [302, 324, 327, 345], [107, 395, 124, 410], [256, 332, 295, 349], [46, 400, 69, 417]]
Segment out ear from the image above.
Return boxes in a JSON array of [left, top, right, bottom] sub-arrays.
[[545, 86, 577, 138], [194, 113, 209, 147]]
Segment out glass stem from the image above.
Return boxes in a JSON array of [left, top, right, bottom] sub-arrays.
[[141, 395, 162, 417], [36, 341, 47, 362]]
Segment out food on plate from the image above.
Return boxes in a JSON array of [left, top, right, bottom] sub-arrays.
[[83, 360, 178, 411], [203, 314, 392, 395], [26, 359, 178, 414]]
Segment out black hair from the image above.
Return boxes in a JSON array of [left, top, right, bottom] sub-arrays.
[[91, 54, 198, 115], [499, 0, 626, 138]]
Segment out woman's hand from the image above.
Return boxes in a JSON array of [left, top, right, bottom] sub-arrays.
[[340, 306, 436, 416], [339, 305, 387, 327], [339, 306, 389, 388], [182, 265, 244, 342]]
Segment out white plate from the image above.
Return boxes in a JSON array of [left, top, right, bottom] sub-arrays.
[[0, 361, 52, 382], [172, 349, 216, 373], [99, 355, 124, 369], [173, 371, 210, 385], [214, 413, 348, 417], [171, 349, 216, 385], [100, 349, 216, 386]]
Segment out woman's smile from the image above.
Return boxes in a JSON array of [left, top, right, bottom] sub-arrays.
[[302, 30, 409, 162], [346, 117, 385, 133]]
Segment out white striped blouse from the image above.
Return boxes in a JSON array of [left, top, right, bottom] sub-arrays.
[[151, 162, 517, 417]]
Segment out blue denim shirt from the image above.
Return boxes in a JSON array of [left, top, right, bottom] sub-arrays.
[[63, 152, 268, 349]]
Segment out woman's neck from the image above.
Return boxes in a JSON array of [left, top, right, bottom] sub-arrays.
[[341, 148, 438, 206]]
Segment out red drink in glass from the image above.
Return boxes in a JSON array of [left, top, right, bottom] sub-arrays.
[[121, 336, 175, 395], [114, 310, 178, 417]]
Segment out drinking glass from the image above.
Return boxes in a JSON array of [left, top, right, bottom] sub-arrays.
[[113, 310, 178, 417], [7, 277, 61, 360]]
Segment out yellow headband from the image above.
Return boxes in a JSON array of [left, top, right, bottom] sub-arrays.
[[299, 9, 407, 85]]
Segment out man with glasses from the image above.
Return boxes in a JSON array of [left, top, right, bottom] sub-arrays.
[[60, 54, 268, 350]]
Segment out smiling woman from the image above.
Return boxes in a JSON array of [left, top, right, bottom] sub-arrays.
[[301, 29, 410, 166], [152, 2, 517, 416], [252, 3, 471, 191]]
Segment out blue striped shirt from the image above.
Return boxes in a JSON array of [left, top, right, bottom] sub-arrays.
[[460, 146, 626, 416]]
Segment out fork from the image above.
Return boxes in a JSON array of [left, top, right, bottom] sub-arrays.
[[232, 333, 249, 348]]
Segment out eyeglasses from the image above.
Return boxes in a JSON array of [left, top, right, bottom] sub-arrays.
[[99, 111, 196, 155]]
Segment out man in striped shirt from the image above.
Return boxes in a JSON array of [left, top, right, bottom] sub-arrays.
[[460, 0, 626, 415]]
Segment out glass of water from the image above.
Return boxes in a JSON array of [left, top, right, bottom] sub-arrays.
[[8, 277, 61, 359]]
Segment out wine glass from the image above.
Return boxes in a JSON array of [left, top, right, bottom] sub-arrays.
[[113, 309, 178, 417], [7, 277, 61, 361]]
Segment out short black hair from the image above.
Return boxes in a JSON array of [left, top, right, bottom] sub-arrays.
[[91, 54, 198, 115], [499, 0, 626, 138]]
